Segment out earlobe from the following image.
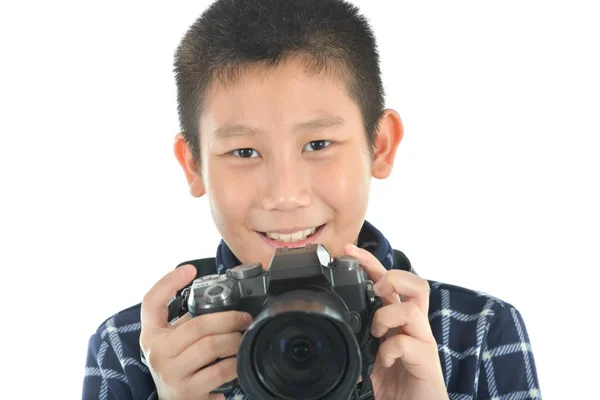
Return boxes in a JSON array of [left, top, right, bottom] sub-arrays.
[[371, 109, 404, 179], [173, 133, 206, 197]]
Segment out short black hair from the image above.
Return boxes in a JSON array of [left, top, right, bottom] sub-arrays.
[[174, 0, 385, 166]]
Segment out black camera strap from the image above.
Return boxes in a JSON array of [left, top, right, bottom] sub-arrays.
[[357, 378, 375, 400], [172, 248, 412, 287]]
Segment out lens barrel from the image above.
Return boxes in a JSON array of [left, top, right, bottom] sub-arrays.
[[237, 289, 362, 400]]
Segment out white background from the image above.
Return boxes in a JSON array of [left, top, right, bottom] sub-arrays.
[[1, 1, 598, 398]]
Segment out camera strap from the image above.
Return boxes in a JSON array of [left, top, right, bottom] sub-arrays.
[[357, 378, 375, 400]]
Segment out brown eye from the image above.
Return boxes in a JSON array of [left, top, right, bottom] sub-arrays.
[[232, 148, 259, 158], [304, 140, 331, 152]]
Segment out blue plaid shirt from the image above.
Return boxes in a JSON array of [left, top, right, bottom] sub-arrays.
[[83, 221, 541, 399]]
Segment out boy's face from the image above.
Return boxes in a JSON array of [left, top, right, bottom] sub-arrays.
[[175, 58, 402, 270]]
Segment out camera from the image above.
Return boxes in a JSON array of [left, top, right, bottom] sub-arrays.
[[181, 244, 383, 400]]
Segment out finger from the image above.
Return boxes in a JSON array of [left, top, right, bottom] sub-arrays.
[[344, 244, 400, 304], [373, 270, 430, 315], [141, 265, 197, 331], [170, 311, 252, 356], [176, 332, 244, 378], [170, 312, 191, 328], [186, 357, 238, 394], [370, 302, 434, 343], [377, 334, 441, 381], [344, 244, 387, 282], [207, 394, 226, 400]]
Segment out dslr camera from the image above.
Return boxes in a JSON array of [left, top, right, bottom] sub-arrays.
[[178, 244, 383, 400]]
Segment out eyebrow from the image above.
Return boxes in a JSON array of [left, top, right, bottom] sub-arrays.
[[213, 116, 345, 140], [292, 116, 345, 133]]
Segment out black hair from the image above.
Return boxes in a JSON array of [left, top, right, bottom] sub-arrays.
[[174, 0, 385, 166]]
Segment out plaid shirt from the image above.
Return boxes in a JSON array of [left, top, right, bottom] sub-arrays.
[[83, 221, 542, 399]]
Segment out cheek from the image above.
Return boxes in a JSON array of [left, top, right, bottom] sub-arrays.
[[319, 152, 371, 211], [206, 164, 251, 230]]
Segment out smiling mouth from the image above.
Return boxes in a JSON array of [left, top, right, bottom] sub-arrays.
[[258, 224, 325, 243]]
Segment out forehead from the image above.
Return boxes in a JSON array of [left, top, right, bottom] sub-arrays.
[[199, 58, 362, 135]]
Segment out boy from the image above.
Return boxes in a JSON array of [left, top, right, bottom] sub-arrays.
[[83, 0, 541, 399]]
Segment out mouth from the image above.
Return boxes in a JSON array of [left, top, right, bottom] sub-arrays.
[[256, 224, 326, 247]]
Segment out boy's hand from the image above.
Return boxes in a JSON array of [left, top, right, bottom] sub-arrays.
[[344, 245, 449, 400], [139, 265, 253, 400]]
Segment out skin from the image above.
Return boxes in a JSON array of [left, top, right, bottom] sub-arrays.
[[140, 58, 448, 399], [174, 58, 399, 271]]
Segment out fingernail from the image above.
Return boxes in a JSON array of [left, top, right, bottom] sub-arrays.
[[243, 312, 253, 324]]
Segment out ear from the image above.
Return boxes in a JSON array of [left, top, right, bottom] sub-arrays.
[[173, 133, 206, 197], [371, 109, 404, 179]]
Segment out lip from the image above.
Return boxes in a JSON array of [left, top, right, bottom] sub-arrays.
[[256, 224, 326, 249]]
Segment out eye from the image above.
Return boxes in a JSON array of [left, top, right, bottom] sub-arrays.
[[303, 140, 331, 152], [231, 148, 260, 158]]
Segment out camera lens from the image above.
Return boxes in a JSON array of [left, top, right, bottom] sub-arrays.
[[237, 290, 362, 400], [289, 337, 313, 362], [252, 314, 348, 399], [273, 326, 327, 385]]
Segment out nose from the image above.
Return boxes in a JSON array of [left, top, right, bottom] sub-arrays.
[[261, 157, 312, 212]]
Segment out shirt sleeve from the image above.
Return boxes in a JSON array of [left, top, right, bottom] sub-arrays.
[[82, 332, 134, 400], [477, 305, 542, 399]]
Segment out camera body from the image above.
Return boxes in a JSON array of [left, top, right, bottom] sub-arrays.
[[184, 244, 383, 400]]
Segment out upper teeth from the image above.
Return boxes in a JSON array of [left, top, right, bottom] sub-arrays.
[[266, 227, 317, 242]]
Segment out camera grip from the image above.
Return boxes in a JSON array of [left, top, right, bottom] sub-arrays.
[[192, 297, 240, 395]]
